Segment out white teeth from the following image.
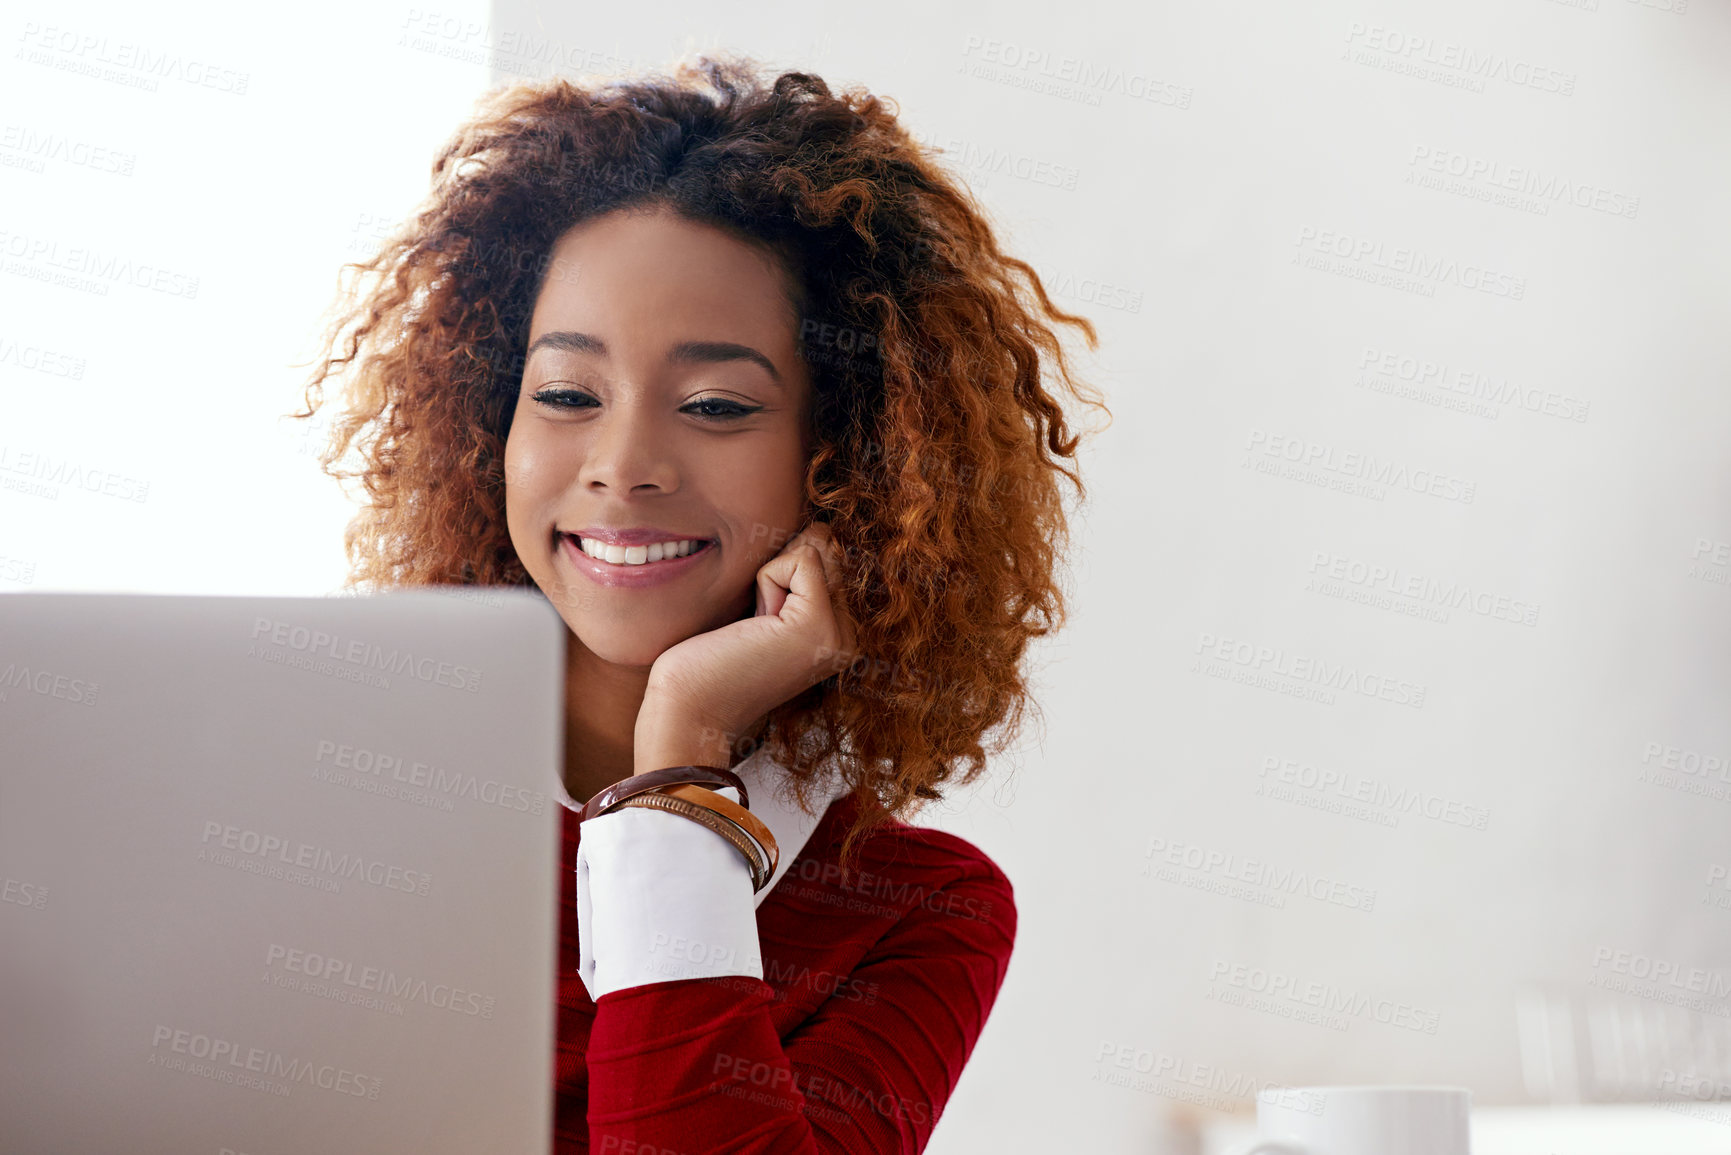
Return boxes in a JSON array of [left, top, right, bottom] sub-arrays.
[[577, 537, 704, 566]]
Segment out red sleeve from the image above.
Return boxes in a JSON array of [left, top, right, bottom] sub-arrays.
[[582, 853, 1016, 1152]]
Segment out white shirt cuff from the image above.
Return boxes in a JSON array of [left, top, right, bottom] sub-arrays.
[[574, 786, 762, 1000]]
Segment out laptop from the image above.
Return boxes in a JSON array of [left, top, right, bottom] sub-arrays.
[[0, 589, 568, 1155]]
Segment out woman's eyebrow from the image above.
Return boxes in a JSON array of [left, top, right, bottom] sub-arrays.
[[524, 331, 783, 385]]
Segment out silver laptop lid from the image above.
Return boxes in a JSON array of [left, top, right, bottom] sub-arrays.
[[0, 589, 567, 1155]]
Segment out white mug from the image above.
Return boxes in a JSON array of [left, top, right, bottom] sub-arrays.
[[1223, 1085, 1472, 1155]]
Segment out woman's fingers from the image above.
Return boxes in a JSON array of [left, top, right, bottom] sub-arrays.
[[795, 531, 858, 665], [755, 551, 793, 618], [757, 523, 858, 677]]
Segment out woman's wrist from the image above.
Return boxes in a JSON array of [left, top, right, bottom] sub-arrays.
[[633, 693, 737, 776]]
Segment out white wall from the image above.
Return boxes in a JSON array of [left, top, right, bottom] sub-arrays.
[[6, 1, 1730, 1152], [1, 0, 493, 594]]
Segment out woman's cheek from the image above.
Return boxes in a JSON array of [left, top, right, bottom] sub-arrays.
[[502, 432, 557, 563], [502, 423, 544, 494], [505, 427, 572, 505]]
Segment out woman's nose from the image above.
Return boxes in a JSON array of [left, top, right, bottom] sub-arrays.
[[576, 402, 680, 494]]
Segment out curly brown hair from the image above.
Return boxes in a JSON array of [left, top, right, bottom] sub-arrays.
[[294, 52, 1111, 870]]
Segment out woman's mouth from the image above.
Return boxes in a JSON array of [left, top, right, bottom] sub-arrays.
[[566, 534, 714, 566], [558, 533, 718, 588]]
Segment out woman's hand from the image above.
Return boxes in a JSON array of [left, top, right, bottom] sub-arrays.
[[633, 520, 858, 774]]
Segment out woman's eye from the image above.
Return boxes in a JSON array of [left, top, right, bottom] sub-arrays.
[[531, 387, 597, 410], [527, 387, 761, 421], [683, 397, 762, 420]]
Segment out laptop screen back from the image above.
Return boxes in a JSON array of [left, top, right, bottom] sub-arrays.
[[0, 589, 567, 1155]]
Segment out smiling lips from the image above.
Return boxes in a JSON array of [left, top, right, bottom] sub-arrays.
[[558, 531, 717, 587], [569, 534, 710, 567]]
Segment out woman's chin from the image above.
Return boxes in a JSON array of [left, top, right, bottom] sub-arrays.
[[570, 634, 676, 671], [556, 589, 757, 669], [565, 617, 703, 669]]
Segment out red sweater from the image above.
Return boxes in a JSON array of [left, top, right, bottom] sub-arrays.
[[552, 789, 1017, 1152]]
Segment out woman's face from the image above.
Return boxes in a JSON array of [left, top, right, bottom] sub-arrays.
[[504, 204, 814, 669]]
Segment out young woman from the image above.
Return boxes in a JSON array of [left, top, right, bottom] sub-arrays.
[[297, 53, 1108, 1153]]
